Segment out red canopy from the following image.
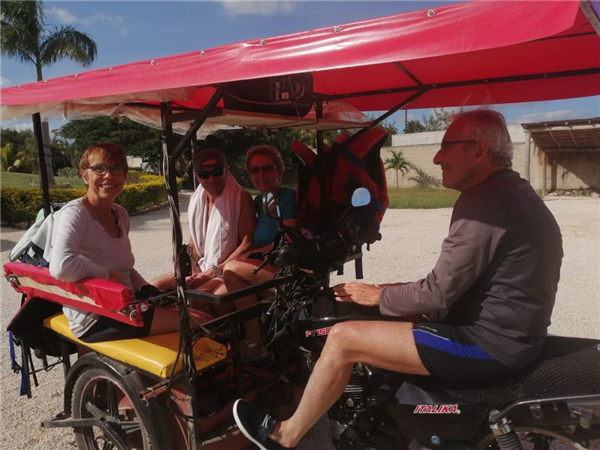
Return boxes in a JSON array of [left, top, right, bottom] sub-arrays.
[[1, 0, 599, 130]]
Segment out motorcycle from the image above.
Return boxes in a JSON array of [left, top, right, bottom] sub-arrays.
[[256, 188, 600, 450]]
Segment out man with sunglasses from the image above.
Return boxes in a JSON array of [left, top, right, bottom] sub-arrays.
[[151, 148, 255, 293], [233, 109, 564, 450]]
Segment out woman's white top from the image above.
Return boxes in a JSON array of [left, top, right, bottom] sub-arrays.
[[49, 198, 145, 337]]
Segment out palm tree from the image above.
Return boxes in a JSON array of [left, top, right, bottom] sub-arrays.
[[1, 0, 97, 184], [384, 149, 413, 187]]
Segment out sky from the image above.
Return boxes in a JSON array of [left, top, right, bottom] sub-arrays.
[[1, 0, 599, 134]]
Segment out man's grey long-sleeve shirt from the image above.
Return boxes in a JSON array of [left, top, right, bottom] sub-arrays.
[[380, 169, 563, 368]]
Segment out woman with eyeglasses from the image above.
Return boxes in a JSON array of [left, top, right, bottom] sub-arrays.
[[50, 143, 212, 342], [222, 144, 296, 360]]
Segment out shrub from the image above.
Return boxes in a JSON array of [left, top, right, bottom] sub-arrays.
[[409, 167, 441, 188], [1, 174, 180, 225], [57, 167, 81, 178]]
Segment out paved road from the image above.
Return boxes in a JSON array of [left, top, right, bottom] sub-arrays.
[[1, 196, 598, 449]]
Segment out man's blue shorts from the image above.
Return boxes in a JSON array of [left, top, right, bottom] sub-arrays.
[[413, 322, 516, 382]]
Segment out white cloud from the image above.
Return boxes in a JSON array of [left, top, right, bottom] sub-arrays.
[[0, 76, 11, 87], [48, 6, 78, 25], [217, 1, 296, 16], [516, 110, 588, 124], [46, 6, 127, 35]]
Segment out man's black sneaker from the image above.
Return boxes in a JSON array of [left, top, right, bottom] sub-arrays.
[[233, 399, 287, 450]]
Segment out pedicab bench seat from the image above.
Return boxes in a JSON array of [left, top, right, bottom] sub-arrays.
[[44, 313, 227, 379], [4, 262, 227, 378]]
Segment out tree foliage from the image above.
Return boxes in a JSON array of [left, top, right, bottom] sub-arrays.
[[55, 117, 164, 169], [0, 128, 37, 173], [403, 108, 449, 134], [1, 0, 97, 81], [384, 150, 413, 187]]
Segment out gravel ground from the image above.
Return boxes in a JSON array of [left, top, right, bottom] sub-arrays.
[[1, 196, 598, 450]]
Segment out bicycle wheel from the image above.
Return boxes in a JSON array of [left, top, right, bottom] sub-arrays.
[[71, 367, 153, 450]]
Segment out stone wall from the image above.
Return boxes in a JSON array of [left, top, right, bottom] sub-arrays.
[[383, 126, 600, 191]]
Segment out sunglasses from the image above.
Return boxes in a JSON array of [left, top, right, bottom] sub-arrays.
[[196, 167, 224, 179], [248, 164, 277, 175], [86, 164, 125, 176]]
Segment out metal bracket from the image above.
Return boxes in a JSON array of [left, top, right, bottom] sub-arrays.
[[5, 274, 20, 285], [529, 404, 543, 420]]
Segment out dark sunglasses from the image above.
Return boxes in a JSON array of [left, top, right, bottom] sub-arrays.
[[248, 164, 277, 175], [86, 164, 125, 176], [196, 167, 224, 179]]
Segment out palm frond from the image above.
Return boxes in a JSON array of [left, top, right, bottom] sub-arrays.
[[40, 26, 97, 67], [1, 1, 44, 66]]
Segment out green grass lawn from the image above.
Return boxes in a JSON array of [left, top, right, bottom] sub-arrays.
[[1, 171, 85, 190], [388, 187, 459, 209]]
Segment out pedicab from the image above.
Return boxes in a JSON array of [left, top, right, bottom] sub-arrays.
[[2, 1, 600, 449]]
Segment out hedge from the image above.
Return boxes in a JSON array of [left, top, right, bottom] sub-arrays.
[[1, 174, 180, 225]]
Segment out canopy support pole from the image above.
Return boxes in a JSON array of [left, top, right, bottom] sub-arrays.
[[169, 84, 229, 164], [344, 89, 429, 148], [315, 97, 327, 208], [160, 101, 201, 449], [32, 113, 52, 218], [580, 0, 600, 37]]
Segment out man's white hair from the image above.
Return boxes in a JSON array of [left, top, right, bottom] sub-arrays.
[[450, 109, 513, 168]]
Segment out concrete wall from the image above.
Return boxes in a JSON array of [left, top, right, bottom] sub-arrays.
[[383, 126, 600, 191]]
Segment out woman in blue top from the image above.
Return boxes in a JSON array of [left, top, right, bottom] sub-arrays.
[[222, 145, 296, 359]]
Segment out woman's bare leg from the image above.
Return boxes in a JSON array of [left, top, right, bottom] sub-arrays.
[[223, 259, 276, 343], [149, 305, 213, 336], [149, 271, 175, 291]]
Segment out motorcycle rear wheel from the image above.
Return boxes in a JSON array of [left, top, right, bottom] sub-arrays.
[[475, 426, 588, 450]]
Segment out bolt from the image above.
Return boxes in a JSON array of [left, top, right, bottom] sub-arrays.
[[427, 9, 436, 17], [260, 39, 266, 45], [334, 26, 341, 33], [201, 50, 206, 56]]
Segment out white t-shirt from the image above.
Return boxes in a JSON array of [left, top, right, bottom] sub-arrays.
[[49, 198, 145, 337]]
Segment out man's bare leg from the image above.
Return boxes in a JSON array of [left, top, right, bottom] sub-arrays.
[[271, 320, 429, 448]]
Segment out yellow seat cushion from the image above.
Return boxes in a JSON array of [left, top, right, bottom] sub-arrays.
[[44, 313, 226, 379]]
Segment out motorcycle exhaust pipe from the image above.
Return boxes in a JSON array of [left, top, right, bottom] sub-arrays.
[[489, 410, 524, 450]]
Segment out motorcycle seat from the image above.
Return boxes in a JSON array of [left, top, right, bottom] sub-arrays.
[[405, 336, 600, 406]]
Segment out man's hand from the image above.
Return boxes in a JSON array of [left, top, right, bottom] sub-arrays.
[[333, 283, 383, 307]]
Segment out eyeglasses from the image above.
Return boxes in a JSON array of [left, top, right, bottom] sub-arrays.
[[248, 164, 277, 175], [196, 167, 224, 179], [440, 140, 478, 149], [86, 164, 125, 176]]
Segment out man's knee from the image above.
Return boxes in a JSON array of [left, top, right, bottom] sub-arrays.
[[323, 322, 357, 356]]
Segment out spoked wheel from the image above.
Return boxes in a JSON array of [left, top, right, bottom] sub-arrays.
[[476, 426, 589, 450], [71, 367, 154, 450]]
